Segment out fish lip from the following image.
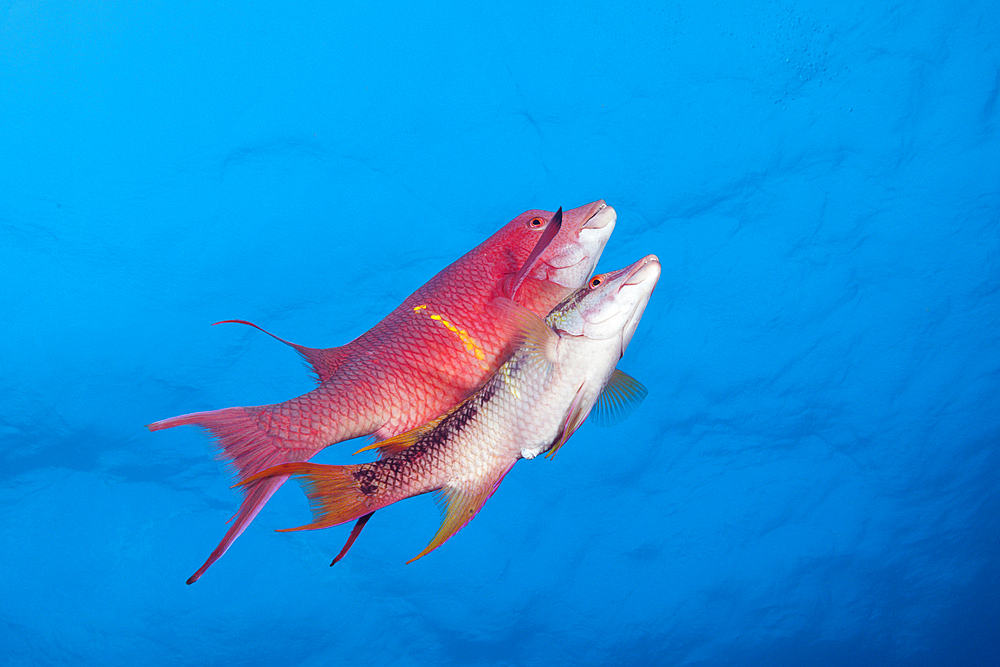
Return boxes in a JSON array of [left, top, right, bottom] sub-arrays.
[[582, 200, 613, 230], [623, 254, 660, 286]]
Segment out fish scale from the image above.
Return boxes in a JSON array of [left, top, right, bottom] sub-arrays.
[[242, 254, 662, 564], [148, 200, 615, 583]]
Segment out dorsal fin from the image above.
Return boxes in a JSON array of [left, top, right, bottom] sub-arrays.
[[589, 369, 648, 427], [213, 319, 347, 384], [502, 208, 563, 300], [352, 413, 448, 458]]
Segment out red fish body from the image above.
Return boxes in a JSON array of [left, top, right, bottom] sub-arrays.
[[149, 201, 615, 582]]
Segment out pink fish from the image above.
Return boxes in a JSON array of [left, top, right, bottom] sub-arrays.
[[240, 254, 660, 564], [149, 201, 615, 582]]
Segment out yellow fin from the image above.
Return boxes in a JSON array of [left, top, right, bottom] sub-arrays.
[[406, 468, 514, 563], [491, 297, 559, 374], [589, 369, 648, 427], [352, 415, 446, 458]]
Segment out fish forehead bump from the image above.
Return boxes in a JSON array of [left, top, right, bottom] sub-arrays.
[[563, 200, 611, 229], [601, 254, 660, 291], [502, 200, 612, 247]]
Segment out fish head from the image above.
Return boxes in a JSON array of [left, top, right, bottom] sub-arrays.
[[547, 254, 660, 354], [497, 200, 616, 302], [536, 200, 616, 289]]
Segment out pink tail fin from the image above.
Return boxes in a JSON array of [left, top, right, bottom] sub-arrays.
[[148, 405, 330, 583], [184, 473, 288, 584]]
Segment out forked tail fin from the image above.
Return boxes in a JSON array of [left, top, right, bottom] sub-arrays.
[[147, 404, 332, 583], [184, 473, 287, 584]]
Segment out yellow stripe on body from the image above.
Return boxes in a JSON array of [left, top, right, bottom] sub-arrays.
[[413, 304, 489, 370]]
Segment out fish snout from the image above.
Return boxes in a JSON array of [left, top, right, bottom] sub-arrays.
[[582, 200, 615, 231], [623, 254, 660, 287], [561, 199, 613, 232]]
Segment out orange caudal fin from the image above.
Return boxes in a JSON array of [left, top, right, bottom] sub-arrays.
[[212, 319, 348, 384], [240, 463, 375, 532]]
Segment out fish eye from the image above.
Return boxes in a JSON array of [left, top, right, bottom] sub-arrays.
[[528, 217, 544, 228], [590, 275, 604, 288]]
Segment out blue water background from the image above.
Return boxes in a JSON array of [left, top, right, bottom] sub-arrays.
[[2, 1, 998, 665]]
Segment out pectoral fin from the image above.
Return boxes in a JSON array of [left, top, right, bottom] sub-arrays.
[[589, 369, 648, 427], [502, 208, 563, 299], [491, 297, 559, 376], [546, 371, 648, 458]]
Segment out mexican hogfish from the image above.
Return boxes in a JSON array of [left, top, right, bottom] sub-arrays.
[[242, 254, 661, 563], [149, 201, 615, 583]]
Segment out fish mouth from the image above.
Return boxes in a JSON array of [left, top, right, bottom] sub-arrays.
[[582, 200, 614, 230], [623, 254, 660, 287], [571, 255, 659, 333], [616, 255, 660, 354]]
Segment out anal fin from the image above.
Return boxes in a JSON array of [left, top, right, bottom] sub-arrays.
[[407, 466, 515, 564]]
